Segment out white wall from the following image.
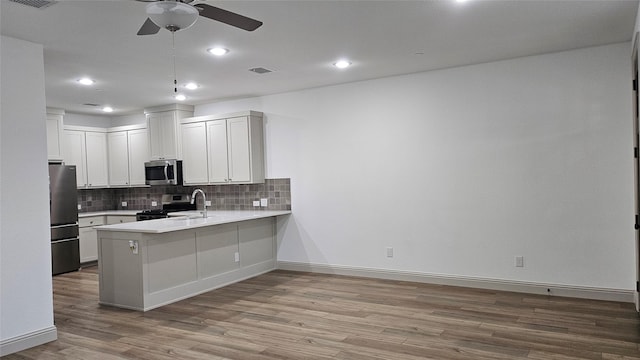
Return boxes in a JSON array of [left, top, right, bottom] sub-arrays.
[[63, 112, 112, 127], [196, 43, 635, 291], [0, 36, 57, 355], [110, 113, 146, 127]]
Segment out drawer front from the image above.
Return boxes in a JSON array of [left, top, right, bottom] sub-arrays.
[[79, 216, 105, 228], [106, 215, 136, 225]]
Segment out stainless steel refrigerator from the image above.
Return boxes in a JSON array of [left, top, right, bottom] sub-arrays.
[[49, 164, 80, 275]]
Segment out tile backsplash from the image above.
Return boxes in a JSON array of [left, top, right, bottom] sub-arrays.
[[78, 178, 291, 213]]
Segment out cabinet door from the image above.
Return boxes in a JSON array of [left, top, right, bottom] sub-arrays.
[[149, 112, 177, 160], [227, 117, 252, 183], [128, 129, 150, 186], [181, 122, 209, 184], [207, 120, 230, 183], [79, 226, 98, 263], [63, 130, 87, 187], [46, 114, 63, 161], [108, 131, 129, 186], [85, 132, 109, 188]]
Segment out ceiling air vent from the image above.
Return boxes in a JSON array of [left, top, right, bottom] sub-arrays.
[[83, 103, 100, 107], [249, 67, 273, 75], [8, 0, 56, 9]]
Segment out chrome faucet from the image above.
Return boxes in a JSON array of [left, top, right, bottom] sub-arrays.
[[190, 189, 208, 218]]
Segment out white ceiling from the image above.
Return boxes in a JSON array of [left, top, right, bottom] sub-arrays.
[[1, 0, 638, 116]]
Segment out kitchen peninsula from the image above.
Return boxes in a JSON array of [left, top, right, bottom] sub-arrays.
[[95, 210, 291, 311]]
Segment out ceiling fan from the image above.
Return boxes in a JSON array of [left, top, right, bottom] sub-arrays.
[[136, 0, 263, 35]]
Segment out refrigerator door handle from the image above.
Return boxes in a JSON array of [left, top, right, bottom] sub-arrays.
[[51, 223, 79, 229], [52, 238, 79, 244]]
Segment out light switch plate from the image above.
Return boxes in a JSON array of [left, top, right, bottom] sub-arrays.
[[121, 201, 127, 207], [151, 201, 158, 207], [77, 204, 81, 210], [234, 252, 240, 262], [253, 200, 260, 207], [260, 198, 268, 207]]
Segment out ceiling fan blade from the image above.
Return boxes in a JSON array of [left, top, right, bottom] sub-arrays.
[[195, 3, 263, 31], [137, 18, 161, 35]]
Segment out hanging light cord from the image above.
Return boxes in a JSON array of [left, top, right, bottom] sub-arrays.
[[172, 31, 177, 94]]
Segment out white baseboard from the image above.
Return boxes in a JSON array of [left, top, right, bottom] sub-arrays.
[[0, 325, 57, 357], [277, 261, 634, 303]]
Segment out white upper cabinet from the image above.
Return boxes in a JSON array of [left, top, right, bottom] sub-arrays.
[[108, 131, 129, 186], [84, 131, 109, 188], [180, 111, 264, 185], [146, 104, 193, 160], [181, 122, 209, 185], [226, 117, 252, 183], [63, 130, 88, 187], [63, 127, 108, 188], [127, 128, 150, 186], [107, 126, 149, 187], [207, 120, 230, 183], [46, 108, 64, 161]]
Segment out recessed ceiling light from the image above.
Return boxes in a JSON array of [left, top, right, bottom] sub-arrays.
[[456, 0, 469, 3], [175, 94, 187, 101], [334, 60, 352, 69], [77, 77, 95, 85], [207, 47, 229, 56], [184, 82, 199, 90], [102, 106, 113, 113]]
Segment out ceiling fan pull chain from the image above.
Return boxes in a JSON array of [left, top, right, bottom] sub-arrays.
[[172, 31, 177, 94]]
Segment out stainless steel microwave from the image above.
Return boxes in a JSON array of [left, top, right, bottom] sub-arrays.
[[144, 159, 183, 186]]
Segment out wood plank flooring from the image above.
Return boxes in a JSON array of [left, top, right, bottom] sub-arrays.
[[5, 266, 640, 359]]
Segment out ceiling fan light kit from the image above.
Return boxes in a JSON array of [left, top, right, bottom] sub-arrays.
[[147, 1, 199, 32], [136, 0, 263, 36]]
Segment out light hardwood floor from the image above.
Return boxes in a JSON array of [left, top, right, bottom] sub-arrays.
[[5, 266, 640, 359]]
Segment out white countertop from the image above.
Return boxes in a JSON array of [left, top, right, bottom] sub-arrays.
[[94, 210, 291, 234], [79, 210, 140, 217]]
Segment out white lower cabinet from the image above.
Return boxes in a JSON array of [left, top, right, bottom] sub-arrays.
[[80, 215, 135, 263], [97, 217, 276, 311], [79, 216, 105, 263], [181, 111, 264, 185]]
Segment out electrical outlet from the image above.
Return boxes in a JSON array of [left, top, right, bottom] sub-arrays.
[[253, 200, 260, 207], [234, 252, 240, 262], [386, 247, 394, 258], [205, 200, 211, 206], [77, 204, 81, 210], [151, 201, 158, 207], [515, 256, 524, 267], [121, 201, 127, 207], [129, 240, 138, 255], [260, 198, 268, 207]]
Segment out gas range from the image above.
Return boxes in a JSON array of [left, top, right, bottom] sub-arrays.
[[136, 194, 197, 221]]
